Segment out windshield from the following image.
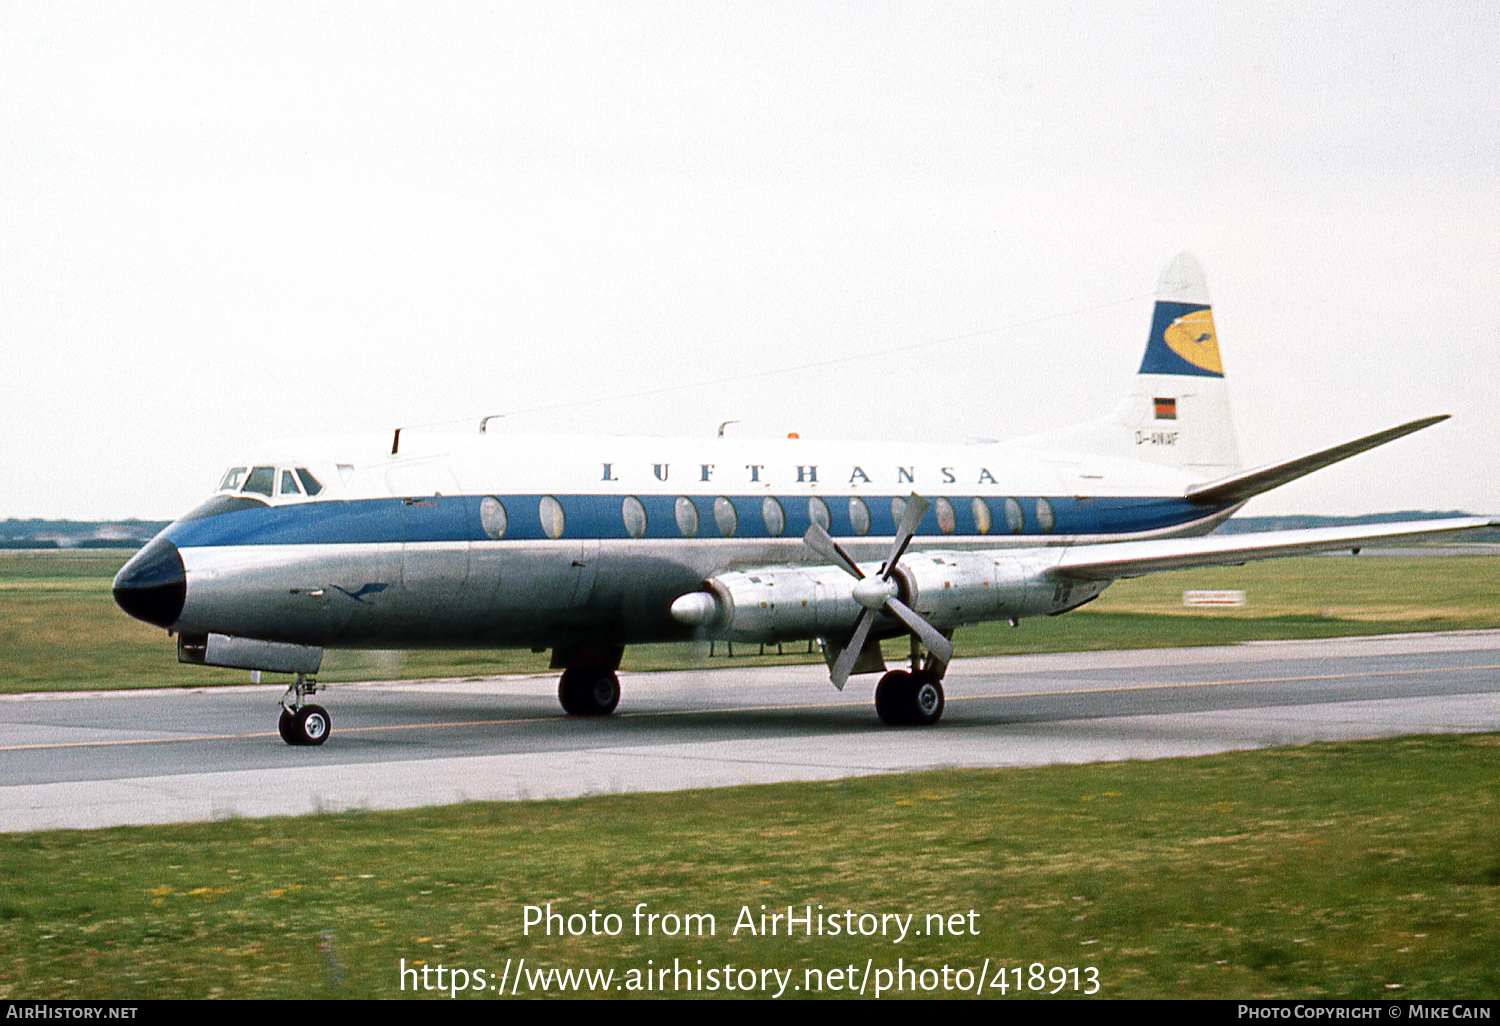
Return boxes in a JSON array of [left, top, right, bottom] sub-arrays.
[[216, 464, 329, 501], [242, 466, 275, 497]]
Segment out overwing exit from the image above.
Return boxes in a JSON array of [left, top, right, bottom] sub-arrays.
[[112, 253, 1497, 743]]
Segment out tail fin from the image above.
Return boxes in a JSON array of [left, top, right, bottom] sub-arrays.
[[1009, 252, 1241, 477], [1141, 252, 1223, 377]]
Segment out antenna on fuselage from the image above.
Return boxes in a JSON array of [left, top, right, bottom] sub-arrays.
[[717, 420, 740, 437], [391, 428, 400, 455], [479, 415, 504, 434]]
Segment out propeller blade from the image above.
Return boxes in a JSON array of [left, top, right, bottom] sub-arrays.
[[802, 522, 865, 580], [883, 596, 954, 664], [830, 609, 878, 690], [881, 492, 930, 578]]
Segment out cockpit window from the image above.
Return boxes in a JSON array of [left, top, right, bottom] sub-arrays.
[[279, 470, 302, 496], [242, 466, 275, 497], [219, 467, 248, 491], [295, 468, 324, 496]]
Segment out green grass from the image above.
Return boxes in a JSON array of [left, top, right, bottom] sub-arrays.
[[1, 734, 1497, 999], [4, 551, 1499, 692]]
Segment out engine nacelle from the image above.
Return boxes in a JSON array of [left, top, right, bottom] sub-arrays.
[[672, 550, 1103, 644], [691, 565, 866, 643]]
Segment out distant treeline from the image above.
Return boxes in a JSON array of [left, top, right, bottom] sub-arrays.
[[1214, 511, 1498, 540], [2, 510, 1495, 549], [0, 519, 171, 549]]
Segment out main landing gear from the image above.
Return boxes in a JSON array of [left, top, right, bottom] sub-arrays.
[[279, 673, 330, 746], [558, 667, 621, 716], [553, 645, 624, 717], [873, 636, 948, 726], [874, 670, 945, 726]]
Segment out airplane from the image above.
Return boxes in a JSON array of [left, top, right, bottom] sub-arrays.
[[112, 253, 1497, 745]]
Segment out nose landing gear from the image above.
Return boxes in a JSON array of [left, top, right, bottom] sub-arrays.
[[279, 673, 331, 746]]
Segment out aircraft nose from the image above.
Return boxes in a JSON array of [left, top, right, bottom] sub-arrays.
[[112, 536, 186, 628]]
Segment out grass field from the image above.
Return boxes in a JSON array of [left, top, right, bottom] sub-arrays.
[[1, 733, 1496, 999], [3, 551, 1498, 1000], [4, 549, 1498, 693]]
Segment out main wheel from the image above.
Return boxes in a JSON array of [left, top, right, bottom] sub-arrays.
[[278, 709, 295, 745], [908, 672, 945, 726], [874, 670, 914, 725], [558, 668, 621, 716], [874, 670, 945, 726], [289, 704, 331, 746]]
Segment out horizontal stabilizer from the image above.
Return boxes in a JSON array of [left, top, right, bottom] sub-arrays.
[[1186, 415, 1449, 507], [1051, 516, 1497, 581]]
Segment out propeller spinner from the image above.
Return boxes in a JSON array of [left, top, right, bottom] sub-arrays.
[[802, 493, 954, 689]]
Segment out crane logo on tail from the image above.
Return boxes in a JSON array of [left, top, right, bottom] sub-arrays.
[[1138, 301, 1225, 378], [1164, 309, 1223, 375]]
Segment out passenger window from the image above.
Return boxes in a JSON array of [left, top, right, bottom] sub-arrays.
[[848, 497, 871, 536], [539, 496, 566, 539], [280, 470, 302, 496], [762, 497, 785, 537], [1035, 498, 1055, 534], [1005, 497, 1025, 534], [934, 497, 956, 535], [807, 497, 830, 532], [295, 468, 324, 496], [713, 497, 738, 537], [479, 496, 508, 539], [622, 496, 647, 539], [972, 497, 993, 535], [675, 497, 699, 538], [242, 466, 275, 497], [219, 467, 248, 491]]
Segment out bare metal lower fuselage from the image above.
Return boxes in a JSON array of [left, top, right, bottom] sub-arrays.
[[169, 523, 1218, 652]]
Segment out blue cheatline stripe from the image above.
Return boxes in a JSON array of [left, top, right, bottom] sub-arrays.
[[161, 493, 1226, 548]]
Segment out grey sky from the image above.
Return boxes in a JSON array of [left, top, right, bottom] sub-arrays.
[[2, 3, 1497, 520]]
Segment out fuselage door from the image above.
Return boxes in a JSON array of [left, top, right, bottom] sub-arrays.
[[386, 462, 471, 620]]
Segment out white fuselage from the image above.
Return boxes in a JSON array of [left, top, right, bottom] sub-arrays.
[[138, 429, 1232, 651]]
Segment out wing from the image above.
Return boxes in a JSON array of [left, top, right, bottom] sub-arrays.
[[1050, 516, 1498, 581]]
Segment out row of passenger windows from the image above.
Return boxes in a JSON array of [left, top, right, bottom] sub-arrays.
[[476, 495, 1056, 541], [218, 466, 324, 499]]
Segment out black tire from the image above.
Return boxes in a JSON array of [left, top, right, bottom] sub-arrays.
[[278, 709, 296, 745], [291, 704, 331, 746], [874, 670, 945, 726], [874, 670, 914, 725], [558, 668, 621, 716]]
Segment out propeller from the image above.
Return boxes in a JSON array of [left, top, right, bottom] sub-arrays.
[[803, 492, 954, 689]]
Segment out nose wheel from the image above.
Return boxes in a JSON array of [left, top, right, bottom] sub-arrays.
[[279, 674, 331, 746]]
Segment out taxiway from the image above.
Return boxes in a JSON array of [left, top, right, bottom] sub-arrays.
[[2, 630, 1497, 832]]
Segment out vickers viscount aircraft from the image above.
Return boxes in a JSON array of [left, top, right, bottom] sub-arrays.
[[113, 254, 1496, 745]]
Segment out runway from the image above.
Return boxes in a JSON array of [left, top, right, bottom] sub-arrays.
[[2, 630, 1498, 832]]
